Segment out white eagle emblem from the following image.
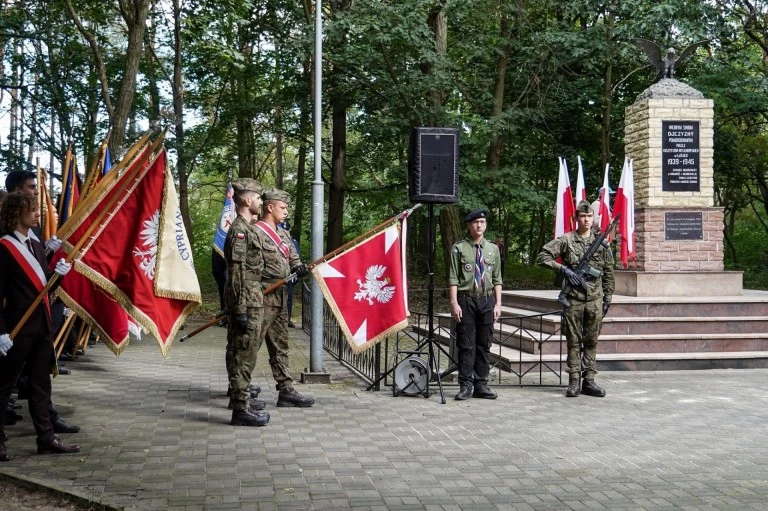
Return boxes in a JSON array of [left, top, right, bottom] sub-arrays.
[[133, 210, 160, 280], [354, 265, 396, 305]]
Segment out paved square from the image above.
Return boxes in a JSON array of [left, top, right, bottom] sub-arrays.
[[1, 323, 767, 510]]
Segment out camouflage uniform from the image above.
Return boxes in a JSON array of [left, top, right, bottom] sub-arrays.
[[254, 190, 302, 391], [537, 224, 615, 379], [224, 191, 264, 412]]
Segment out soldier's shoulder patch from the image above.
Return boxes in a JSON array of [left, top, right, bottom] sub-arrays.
[[236, 232, 245, 239]]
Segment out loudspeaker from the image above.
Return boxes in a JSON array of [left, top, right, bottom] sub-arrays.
[[408, 127, 459, 204]]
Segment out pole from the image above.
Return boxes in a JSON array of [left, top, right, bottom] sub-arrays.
[[309, 0, 325, 375]]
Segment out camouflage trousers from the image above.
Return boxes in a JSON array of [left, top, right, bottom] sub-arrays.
[[259, 304, 293, 391], [562, 297, 604, 379], [226, 307, 263, 410]]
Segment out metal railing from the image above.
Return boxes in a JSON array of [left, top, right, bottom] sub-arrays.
[[303, 283, 565, 390], [302, 282, 381, 385]]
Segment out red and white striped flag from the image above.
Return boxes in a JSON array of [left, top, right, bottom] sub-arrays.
[[598, 162, 612, 234], [613, 157, 636, 268], [554, 157, 575, 238], [575, 156, 587, 206]]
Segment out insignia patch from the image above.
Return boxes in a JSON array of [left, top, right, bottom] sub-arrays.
[[464, 263, 473, 272], [236, 233, 245, 239]]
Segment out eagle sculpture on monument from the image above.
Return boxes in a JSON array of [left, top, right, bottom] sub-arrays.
[[634, 38, 709, 80]]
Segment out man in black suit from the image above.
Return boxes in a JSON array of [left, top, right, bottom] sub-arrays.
[[0, 192, 80, 461]]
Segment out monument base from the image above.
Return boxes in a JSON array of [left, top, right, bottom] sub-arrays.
[[615, 270, 743, 297]]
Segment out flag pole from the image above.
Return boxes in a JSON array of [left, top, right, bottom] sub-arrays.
[[81, 129, 112, 199], [58, 128, 156, 240], [8, 131, 166, 341], [58, 142, 73, 220], [181, 204, 422, 342]]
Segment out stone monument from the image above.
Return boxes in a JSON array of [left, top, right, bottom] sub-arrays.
[[618, 78, 743, 296]]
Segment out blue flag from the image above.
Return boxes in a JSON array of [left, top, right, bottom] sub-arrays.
[[213, 183, 235, 256], [103, 146, 112, 175]]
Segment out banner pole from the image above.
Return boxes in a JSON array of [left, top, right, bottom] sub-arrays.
[[180, 204, 421, 343]]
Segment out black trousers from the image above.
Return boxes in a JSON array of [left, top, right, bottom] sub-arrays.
[[455, 294, 495, 385], [0, 332, 55, 443]]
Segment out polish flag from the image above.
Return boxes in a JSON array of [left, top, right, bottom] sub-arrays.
[[554, 157, 575, 238], [613, 157, 636, 268], [575, 156, 587, 206], [598, 162, 612, 234]]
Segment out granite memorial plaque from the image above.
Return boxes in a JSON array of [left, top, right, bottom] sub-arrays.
[[665, 212, 703, 240]]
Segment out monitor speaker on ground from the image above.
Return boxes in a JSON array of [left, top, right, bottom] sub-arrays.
[[408, 127, 459, 204]]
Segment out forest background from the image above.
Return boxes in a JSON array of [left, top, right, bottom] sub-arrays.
[[2, 0, 768, 308]]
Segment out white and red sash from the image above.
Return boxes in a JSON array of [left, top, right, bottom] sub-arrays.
[[0, 234, 52, 320], [255, 221, 290, 259]]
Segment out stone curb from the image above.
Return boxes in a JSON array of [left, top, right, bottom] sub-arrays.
[[0, 469, 124, 511]]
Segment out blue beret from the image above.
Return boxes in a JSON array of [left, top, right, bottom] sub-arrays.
[[464, 209, 488, 222]]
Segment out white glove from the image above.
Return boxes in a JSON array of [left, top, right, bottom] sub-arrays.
[[45, 236, 63, 252], [54, 259, 72, 276], [0, 334, 12, 357]]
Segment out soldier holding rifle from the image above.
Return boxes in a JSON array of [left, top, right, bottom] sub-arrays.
[[537, 200, 615, 398]]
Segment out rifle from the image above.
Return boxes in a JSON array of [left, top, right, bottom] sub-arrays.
[[557, 214, 620, 308]]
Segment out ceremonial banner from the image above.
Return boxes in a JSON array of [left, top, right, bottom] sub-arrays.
[[554, 157, 575, 238], [59, 157, 81, 225], [614, 157, 636, 268], [312, 220, 409, 353], [51, 252, 131, 355], [212, 183, 235, 256], [64, 148, 201, 355]]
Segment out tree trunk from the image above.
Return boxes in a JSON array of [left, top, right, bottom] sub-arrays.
[[275, 105, 284, 188], [327, 100, 347, 250], [111, 0, 150, 156], [172, 0, 193, 245], [600, 9, 615, 172], [486, 4, 511, 181], [292, 61, 311, 244]]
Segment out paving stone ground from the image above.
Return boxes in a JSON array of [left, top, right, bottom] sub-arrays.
[[1, 322, 768, 510]]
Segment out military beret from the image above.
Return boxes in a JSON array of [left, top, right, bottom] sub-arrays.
[[575, 200, 593, 214], [231, 178, 262, 195], [464, 209, 488, 222], [262, 188, 291, 205]]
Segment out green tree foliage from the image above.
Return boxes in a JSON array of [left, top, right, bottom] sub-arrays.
[[2, 0, 768, 288]]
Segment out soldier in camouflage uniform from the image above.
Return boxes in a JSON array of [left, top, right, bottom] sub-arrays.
[[253, 189, 314, 407], [223, 178, 270, 426], [537, 200, 615, 398], [448, 209, 503, 401]]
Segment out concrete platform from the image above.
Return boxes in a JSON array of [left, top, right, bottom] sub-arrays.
[[614, 270, 744, 297]]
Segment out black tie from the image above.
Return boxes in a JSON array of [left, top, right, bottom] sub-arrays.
[[26, 239, 36, 258]]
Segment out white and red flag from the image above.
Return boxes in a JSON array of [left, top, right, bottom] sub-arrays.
[[554, 157, 575, 238], [598, 162, 612, 234], [61, 148, 201, 355], [613, 157, 636, 268], [311, 219, 409, 353], [575, 155, 587, 206]]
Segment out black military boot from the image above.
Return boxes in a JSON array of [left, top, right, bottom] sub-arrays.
[[228, 397, 266, 410], [276, 388, 315, 407], [231, 408, 270, 427], [227, 384, 261, 399], [455, 383, 473, 401], [472, 383, 498, 399], [565, 375, 580, 397], [581, 378, 606, 397]]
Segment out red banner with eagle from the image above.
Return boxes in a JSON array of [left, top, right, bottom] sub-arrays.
[[311, 218, 409, 353]]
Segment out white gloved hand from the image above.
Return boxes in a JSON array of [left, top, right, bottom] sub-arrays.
[[54, 259, 72, 276], [0, 334, 12, 357], [45, 236, 63, 252]]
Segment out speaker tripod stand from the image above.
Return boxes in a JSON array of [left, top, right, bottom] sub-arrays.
[[372, 203, 457, 403]]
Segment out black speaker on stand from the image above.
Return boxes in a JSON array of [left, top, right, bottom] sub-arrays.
[[401, 127, 460, 403]]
